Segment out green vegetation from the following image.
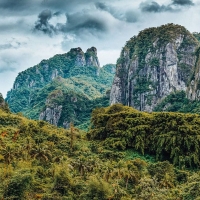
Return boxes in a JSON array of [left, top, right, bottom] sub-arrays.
[[154, 90, 200, 114], [0, 93, 10, 113], [1, 104, 200, 199], [22, 77, 111, 126], [4, 25, 200, 199], [6, 47, 115, 129], [193, 32, 200, 42], [89, 104, 200, 168]]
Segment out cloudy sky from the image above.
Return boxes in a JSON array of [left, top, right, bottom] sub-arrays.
[[0, 0, 200, 97]]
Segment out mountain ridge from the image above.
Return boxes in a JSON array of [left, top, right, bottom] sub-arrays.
[[6, 47, 115, 128]]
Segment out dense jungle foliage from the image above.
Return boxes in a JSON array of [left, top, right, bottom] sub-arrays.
[[20, 78, 111, 128], [154, 91, 200, 114], [89, 104, 200, 169], [1, 103, 200, 199]]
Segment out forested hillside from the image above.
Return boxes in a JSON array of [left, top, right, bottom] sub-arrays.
[[1, 103, 200, 199], [6, 47, 115, 129]]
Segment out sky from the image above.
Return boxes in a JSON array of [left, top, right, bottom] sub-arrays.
[[0, 0, 200, 98]]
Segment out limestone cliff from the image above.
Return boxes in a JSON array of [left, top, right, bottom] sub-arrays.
[[85, 47, 100, 67], [110, 24, 199, 111], [39, 90, 63, 126], [187, 47, 200, 100]]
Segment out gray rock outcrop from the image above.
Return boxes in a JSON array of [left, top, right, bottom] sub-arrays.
[[39, 105, 62, 126], [110, 24, 199, 111], [85, 47, 100, 68], [39, 90, 63, 126]]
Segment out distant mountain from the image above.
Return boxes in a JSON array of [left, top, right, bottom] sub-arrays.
[[110, 23, 200, 111], [6, 47, 115, 128]]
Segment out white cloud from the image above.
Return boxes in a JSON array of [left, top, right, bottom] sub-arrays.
[[0, 0, 199, 98], [98, 50, 120, 66]]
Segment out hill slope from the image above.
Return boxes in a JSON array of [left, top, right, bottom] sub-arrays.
[[1, 105, 200, 199], [89, 103, 200, 168]]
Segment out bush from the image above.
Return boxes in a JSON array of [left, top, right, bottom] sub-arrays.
[[4, 172, 32, 199]]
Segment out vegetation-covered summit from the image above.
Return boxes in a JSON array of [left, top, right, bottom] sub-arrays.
[[123, 23, 198, 64], [6, 46, 115, 128]]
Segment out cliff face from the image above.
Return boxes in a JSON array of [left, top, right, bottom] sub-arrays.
[[187, 47, 200, 100], [110, 24, 199, 111], [85, 47, 100, 67], [39, 90, 63, 126]]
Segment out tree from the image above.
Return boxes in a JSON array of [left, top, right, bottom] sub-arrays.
[[31, 144, 52, 163]]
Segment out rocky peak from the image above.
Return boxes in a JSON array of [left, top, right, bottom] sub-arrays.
[[70, 47, 86, 67], [86, 47, 97, 55], [8, 46, 100, 93], [85, 47, 100, 67], [110, 24, 199, 111], [69, 46, 100, 68]]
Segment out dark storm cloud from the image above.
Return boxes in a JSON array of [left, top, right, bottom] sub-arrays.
[[0, 0, 42, 15], [95, 2, 139, 23], [0, 0, 31, 10], [140, 1, 174, 13], [140, 0, 194, 13], [0, 0, 97, 15], [0, 0, 95, 12], [61, 12, 109, 35], [34, 9, 57, 36], [172, 0, 194, 6], [38, 9, 52, 24], [34, 9, 110, 37], [41, 0, 100, 10]]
